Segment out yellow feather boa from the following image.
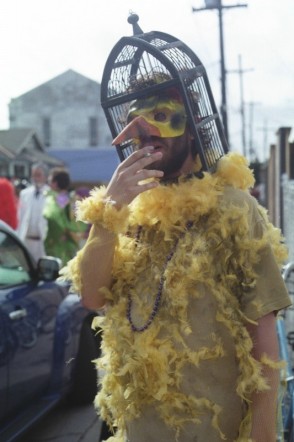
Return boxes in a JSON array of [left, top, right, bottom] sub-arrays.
[[66, 152, 288, 441]]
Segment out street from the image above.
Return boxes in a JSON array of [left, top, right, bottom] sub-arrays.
[[18, 401, 103, 442]]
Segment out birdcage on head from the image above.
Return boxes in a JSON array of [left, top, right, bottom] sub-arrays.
[[100, 13, 228, 172]]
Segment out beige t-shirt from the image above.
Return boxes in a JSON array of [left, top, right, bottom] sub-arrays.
[[99, 187, 291, 442]]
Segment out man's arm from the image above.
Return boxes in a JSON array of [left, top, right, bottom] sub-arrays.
[[246, 312, 280, 442], [78, 145, 164, 311], [79, 224, 116, 310]]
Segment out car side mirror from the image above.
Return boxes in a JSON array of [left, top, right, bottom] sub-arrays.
[[37, 257, 62, 281]]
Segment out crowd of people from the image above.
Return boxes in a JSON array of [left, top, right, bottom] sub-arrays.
[[0, 164, 89, 265]]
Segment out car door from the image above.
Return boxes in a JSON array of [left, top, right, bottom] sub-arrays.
[[0, 227, 66, 418], [0, 306, 9, 424]]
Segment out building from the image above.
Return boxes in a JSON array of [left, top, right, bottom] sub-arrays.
[[49, 148, 119, 188], [9, 69, 112, 150], [5, 70, 118, 185], [267, 127, 294, 261], [0, 128, 62, 179]]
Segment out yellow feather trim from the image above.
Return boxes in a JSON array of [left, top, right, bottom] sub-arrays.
[[260, 353, 287, 370], [64, 153, 288, 441], [216, 152, 255, 190], [126, 152, 255, 236], [75, 186, 130, 233]]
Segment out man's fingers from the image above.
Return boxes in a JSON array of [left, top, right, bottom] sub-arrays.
[[132, 180, 160, 194], [135, 168, 164, 180], [142, 152, 152, 158], [121, 146, 158, 169], [106, 145, 164, 206]]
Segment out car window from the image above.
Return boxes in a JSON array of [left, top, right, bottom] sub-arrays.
[[0, 231, 31, 286]]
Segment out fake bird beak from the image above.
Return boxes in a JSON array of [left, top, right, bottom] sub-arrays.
[[112, 116, 161, 145]]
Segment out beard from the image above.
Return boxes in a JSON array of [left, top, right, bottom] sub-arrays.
[[143, 134, 191, 179], [155, 148, 189, 179]]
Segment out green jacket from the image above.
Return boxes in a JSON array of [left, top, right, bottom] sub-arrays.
[[43, 190, 87, 265]]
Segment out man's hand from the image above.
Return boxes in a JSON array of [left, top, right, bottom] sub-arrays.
[[105, 146, 164, 208]]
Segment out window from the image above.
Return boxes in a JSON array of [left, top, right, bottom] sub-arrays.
[[14, 164, 26, 178], [0, 164, 7, 176], [89, 117, 98, 146], [0, 231, 31, 286], [43, 118, 51, 147]]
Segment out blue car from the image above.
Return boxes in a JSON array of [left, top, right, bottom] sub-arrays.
[[0, 220, 101, 442]]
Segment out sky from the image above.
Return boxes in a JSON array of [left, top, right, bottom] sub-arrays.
[[0, 0, 293, 161]]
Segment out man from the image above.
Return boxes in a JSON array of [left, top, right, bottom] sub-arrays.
[[17, 162, 49, 262], [64, 16, 291, 442]]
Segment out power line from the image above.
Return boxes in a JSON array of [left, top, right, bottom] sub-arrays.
[[257, 120, 277, 161], [245, 100, 261, 161], [227, 54, 253, 157], [192, 0, 248, 147]]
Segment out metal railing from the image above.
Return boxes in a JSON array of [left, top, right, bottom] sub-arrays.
[[277, 262, 294, 441]]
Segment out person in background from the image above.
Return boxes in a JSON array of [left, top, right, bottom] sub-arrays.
[[14, 178, 29, 200], [43, 167, 87, 266], [73, 186, 91, 248], [0, 177, 18, 229], [13, 178, 28, 213], [17, 163, 49, 262]]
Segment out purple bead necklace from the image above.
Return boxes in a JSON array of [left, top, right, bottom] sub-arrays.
[[126, 221, 193, 332]]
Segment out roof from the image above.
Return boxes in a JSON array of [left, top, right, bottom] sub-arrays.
[[49, 148, 119, 183], [0, 144, 15, 159], [0, 128, 63, 166], [0, 128, 42, 154], [12, 69, 100, 101], [18, 149, 63, 165]]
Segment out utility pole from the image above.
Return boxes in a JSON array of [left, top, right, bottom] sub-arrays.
[[192, 0, 247, 147], [247, 101, 261, 162], [228, 54, 253, 157], [257, 120, 276, 162]]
